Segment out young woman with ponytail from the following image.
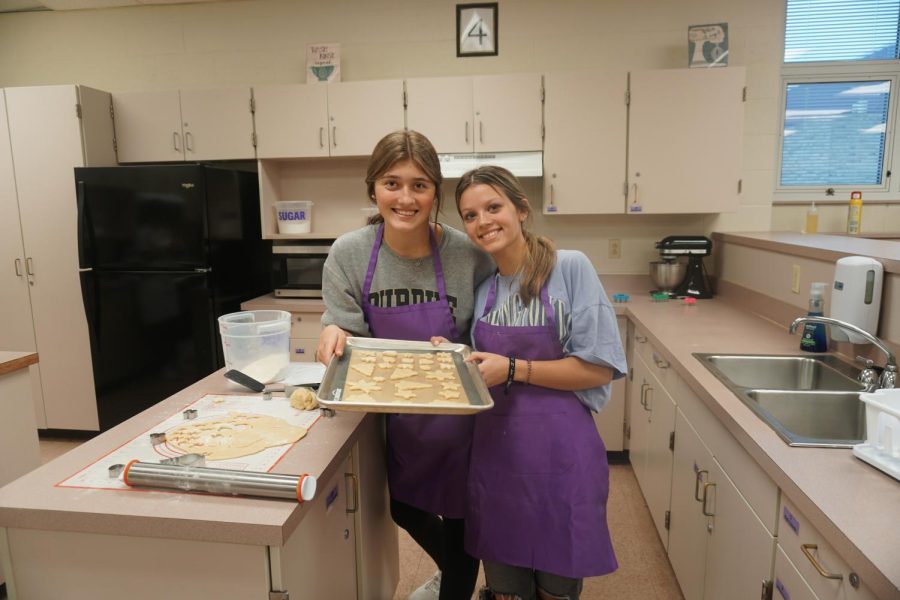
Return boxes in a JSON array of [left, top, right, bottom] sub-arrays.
[[451, 165, 627, 600]]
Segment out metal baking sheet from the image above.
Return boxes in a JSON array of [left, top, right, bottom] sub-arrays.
[[316, 337, 494, 414]]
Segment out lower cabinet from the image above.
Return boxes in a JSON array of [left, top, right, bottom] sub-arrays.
[[774, 545, 820, 600], [277, 453, 358, 598], [702, 452, 775, 600], [592, 317, 627, 451], [668, 408, 776, 600], [628, 349, 676, 548], [289, 309, 324, 362], [777, 496, 878, 600]]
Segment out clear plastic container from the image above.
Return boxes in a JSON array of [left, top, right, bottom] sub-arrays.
[[218, 310, 291, 383], [275, 200, 313, 234]]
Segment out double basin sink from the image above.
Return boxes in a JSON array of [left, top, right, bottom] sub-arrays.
[[694, 353, 866, 448]]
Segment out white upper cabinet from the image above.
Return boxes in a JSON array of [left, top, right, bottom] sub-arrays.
[[254, 84, 330, 158], [327, 79, 405, 157], [254, 80, 404, 159], [627, 67, 745, 214], [113, 87, 255, 163], [542, 70, 627, 215], [406, 73, 543, 154]]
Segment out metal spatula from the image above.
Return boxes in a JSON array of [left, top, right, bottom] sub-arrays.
[[223, 369, 289, 399]]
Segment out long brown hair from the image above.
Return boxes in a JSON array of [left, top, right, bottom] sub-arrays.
[[455, 165, 556, 305], [364, 130, 443, 225]]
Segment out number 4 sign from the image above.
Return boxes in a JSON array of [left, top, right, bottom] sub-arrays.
[[457, 3, 498, 57]]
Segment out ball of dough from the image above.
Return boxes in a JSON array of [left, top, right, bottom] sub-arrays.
[[290, 387, 319, 411]]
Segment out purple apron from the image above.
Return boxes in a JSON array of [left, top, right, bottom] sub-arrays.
[[466, 277, 617, 578], [362, 224, 474, 518]]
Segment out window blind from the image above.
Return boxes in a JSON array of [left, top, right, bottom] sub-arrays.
[[781, 81, 890, 186], [785, 0, 900, 62]]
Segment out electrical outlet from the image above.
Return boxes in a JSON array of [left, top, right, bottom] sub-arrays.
[[609, 239, 621, 259], [791, 264, 801, 294]]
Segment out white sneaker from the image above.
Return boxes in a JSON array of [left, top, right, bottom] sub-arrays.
[[408, 570, 442, 600]]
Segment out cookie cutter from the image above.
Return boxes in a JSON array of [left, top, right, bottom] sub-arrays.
[[108, 464, 125, 478], [183, 409, 198, 420], [160, 453, 206, 468], [149, 432, 167, 446]]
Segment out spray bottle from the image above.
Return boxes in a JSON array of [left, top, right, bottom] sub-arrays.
[[804, 201, 818, 234], [799, 282, 828, 353], [847, 191, 863, 234]]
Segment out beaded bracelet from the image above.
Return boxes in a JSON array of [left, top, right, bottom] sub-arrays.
[[505, 356, 516, 394], [525, 360, 533, 385]]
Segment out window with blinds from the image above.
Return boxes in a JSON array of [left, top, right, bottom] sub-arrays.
[[779, 0, 900, 190], [781, 80, 891, 186], [785, 0, 900, 62]]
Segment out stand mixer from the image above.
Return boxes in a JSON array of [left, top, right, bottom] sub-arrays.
[[654, 236, 714, 299]]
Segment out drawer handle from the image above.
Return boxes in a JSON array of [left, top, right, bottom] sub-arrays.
[[701, 481, 716, 516], [694, 469, 708, 502], [344, 472, 359, 514], [800, 544, 843, 581], [652, 352, 669, 369], [635, 334, 648, 343]]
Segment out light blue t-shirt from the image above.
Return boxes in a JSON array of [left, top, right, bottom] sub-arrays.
[[471, 249, 627, 412]]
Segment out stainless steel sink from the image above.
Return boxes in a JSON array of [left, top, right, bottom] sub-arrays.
[[694, 353, 866, 448]]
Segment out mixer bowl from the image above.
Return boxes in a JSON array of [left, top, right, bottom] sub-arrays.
[[649, 260, 687, 291]]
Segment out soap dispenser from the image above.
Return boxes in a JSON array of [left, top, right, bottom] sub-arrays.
[[800, 282, 828, 353]]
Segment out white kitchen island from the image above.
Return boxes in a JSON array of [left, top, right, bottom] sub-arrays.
[[0, 369, 398, 600]]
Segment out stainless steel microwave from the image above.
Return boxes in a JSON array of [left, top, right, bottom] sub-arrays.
[[271, 243, 332, 298]]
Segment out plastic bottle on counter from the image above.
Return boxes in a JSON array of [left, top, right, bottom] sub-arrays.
[[847, 191, 863, 234], [804, 201, 818, 234], [799, 282, 828, 353]]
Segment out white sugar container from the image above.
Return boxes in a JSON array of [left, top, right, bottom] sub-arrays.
[[275, 201, 313, 234]]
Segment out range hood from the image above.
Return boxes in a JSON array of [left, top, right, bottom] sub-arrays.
[[438, 151, 543, 178]]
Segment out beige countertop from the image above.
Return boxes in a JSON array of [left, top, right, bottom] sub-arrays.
[[0, 351, 38, 377], [602, 274, 900, 600], [716, 231, 900, 274], [0, 371, 368, 547]]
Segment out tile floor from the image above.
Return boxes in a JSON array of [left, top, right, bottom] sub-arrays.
[[34, 440, 682, 600]]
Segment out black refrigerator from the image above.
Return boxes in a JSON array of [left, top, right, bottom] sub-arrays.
[[76, 165, 271, 431]]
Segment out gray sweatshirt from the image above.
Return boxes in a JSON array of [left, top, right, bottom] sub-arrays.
[[321, 224, 495, 343]]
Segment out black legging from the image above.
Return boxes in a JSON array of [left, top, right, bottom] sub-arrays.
[[390, 497, 480, 600]]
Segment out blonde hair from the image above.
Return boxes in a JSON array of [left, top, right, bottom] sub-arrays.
[[364, 130, 443, 225], [455, 165, 556, 305]]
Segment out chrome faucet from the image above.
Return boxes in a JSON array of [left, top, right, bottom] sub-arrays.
[[790, 316, 897, 390]]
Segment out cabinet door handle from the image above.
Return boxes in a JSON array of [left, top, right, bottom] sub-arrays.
[[694, 469, 708, 501], [26, 257, 34, 276], [344, 472, 358, 514], [185, 131, 194, 152], [643, 386, 653, 412], [635, 334, 647, 343], [14, 258, 23, 277], [701, 481, 716, 516], [800, 544, 843, 581], [639, 382, 649, 409], [465, 121, 470, 144], [653, 352, 669, 369], [549, 183, 555, 207], [479, 120, 484, 144], [332, 126, 337, 147], [173, 131, 181, 152], [319, 127, 324, 148]]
